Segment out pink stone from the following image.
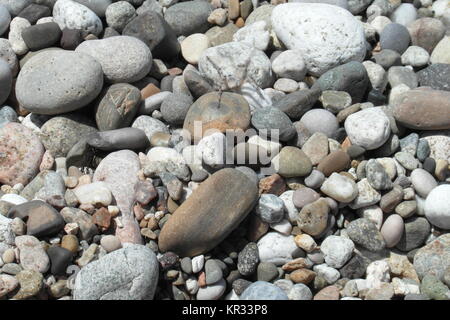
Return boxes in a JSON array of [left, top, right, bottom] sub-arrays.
[[0, 123, 44, 186], [380, 214, 404, 248]]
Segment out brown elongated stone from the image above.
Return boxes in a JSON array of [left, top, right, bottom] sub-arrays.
[[317, 150, 351, 177], [159, 168, 258, 257], [393, 89, 450, 130]]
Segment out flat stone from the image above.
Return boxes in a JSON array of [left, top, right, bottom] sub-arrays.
[[316, 150, 351, 177], [159, 168, 258, 257], [15, 235, 49, 273], [346, 218, 386, 252], [240, 281, 288, 300], [297, 198, 329, 236], [396, 217, 431, 252]]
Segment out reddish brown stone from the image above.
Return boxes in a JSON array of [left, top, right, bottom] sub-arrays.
[[258, 174, 286, 196], [314, 285, 340, 300], [133, 203, 144, 221], [247, 215, 269, 242], [282, 258, 311, 272], [289, 268, 316, 284], [92, 207, 112, 232], [159, 168, 258, 257], [140, 83, 160, 100], [393, 89, 450, 130], [317, 150, 351, 177], [235, 17, 245, 27], [198, 272, 207, 288]]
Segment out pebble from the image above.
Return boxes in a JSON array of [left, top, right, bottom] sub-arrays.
[[401, 46, 430, 67], [380, 23, 411, 54], [380, 214, 404, 248], [257, 232, 303, 266], [159, 169, 258, 257], [105, 1, 135, 32], [430, 36, 450, 64], [12, 269, 43, 300], [320, 173, 358, 203], [181, 33, 209, 65], [424, 185, 450, 230], [255, 194, 285, 224], [237, 242, 259, 276], [297, 198, 330, 236], [16, 50, 103, 115], [346, 218, 386, 252], [15, 235, 49, 273], [365, 159, 393, 191], [417, 64, 450, 91], [272, 147, 312, 178], [233, 20, 270, 51], [164, 1, 212, 36], [0, 4, 10, 36], [414, 234, 450, 282], [350, 179, 381, 210], [271, 49, 307, 81], [320, 235, 355, 268], [240, 281, 288, 300], [196, 278, 226, 300], [410, 168, 437, 198], [407, 17, 445, 53], [53, 0, 103, 37], [299, 109, 339, 138], [73, 244, 159, 300]]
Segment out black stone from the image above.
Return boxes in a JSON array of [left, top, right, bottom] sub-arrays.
[[423, 157, 436, 174], [18, 4, 51, 24], [60, 28, 83, 51], [47, 246, 73, 276], [367, 88, 387, 106], [312, 61, 369, 103], [21, 22, 61, 51], [122, 11, 180, 59]]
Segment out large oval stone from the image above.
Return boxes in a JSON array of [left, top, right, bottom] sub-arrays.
[[393, 89, 450, 130], [16, 50, 104, 115], [183, 91, 251, 143], [159, 168, 258, 257], [0, 123, 44, 186], [75, 36, 152, 83]]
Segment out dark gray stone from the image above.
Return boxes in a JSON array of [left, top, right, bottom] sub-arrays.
[[164, 1, 213, 36], [273, 88, 321, 120], [18, 4, 51, 24], [86, 128, 150, 151], [251, 107, 296, 142], [312, 61, 369, 103], [380, 23, 411, 54], [237, 242, 259, 276], [47, 246, 73, 276], [60, 28, 83, 50], [346, 218, 386, 252], [183, 69, 213, 99], [396, 217, 431, 252], [21, 22, 62, 51], [417, 64, 450, 91], [372, 49, 402, 70], [122, 11, 180, 59], [160, 93, 192, 125], [257, 262, 279, 282]]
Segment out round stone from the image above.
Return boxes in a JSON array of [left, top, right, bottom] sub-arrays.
[[410, 168, 437, 198], [271, 3, 365, 76], [344, 107, 391, 150], [417, 64, 450, 92], [183, 91, 250, 143], [346, 218, 386, 252], [16, 50, 104, 115], [164, 1, 212, 36], [407, 17, 445, 53], [105, 1, 136, 32], [299, 109, 339, 138], [425, 185, 450, 230], [380, 23, 411, 54], [75, 36, 152, 83], [320, 173, 358, 203], [272, 147, 312, 178], [251, 107, 296, 142], [380, 214, 404, 248], [297, 198, 330, 236], [401, 46, 430, 67], [292, 188, 320, 209], [160, 93, 192, 125], [181, 33, 210, 65], [257, 232, 303, 265], [271, 49, 307, 81], [320, 235, 354, 268]]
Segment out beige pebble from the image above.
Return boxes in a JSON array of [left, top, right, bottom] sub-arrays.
[[2, 249, 15, 264]]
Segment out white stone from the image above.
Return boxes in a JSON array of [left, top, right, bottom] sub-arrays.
[[389, 84, 411, 106], [432, 0, 450, 17], [271, 49, 307, 81], [320, 235, 355, 268], [366, 260, 390, 289], [424, 184, 450, 230], [279, 190, 299, 223], [197, 132, 226, 169], [192, 255, 204, 273], [320, 173, 358, 203], [0, 194, 27, 205], [140, 91, 172, 115], [257, 232, 304, 266], [294, 234, 317, 253], [74, 182, 113, 207], [36, 17, 54, 24], [410, 168, 437, 198], [198, 41, 273, 91], [370, 15, 392, 34], [390, 3, 417, 27], [8, 17, 30, 55], [271, 3, 366, 76], [233, 21, 270, 51], [181, 33, 210, 65], [236, 82, 273, 111], [344, 107, 391, 150], [376, 157, 397, 180], [350, 178, 382, 210], [401, 46, 430, 67], [207, 8, 227, 26], [186, 277, 199, 295], [288, 283, 312, 300], [273, 78, 299, 93], [430, 36, 450, 65], [363, 61, 388, 92], [53, 0, 103, 37], [196, 278, 226, 300], [255, 194, 285, 224], [357, 205, 383, 230], [313, 264, 340, 284], [0, 215, 14, 245], [392, 277, 420, 296], [247, 135, 281, 160], [270, 219, 292, 235]]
